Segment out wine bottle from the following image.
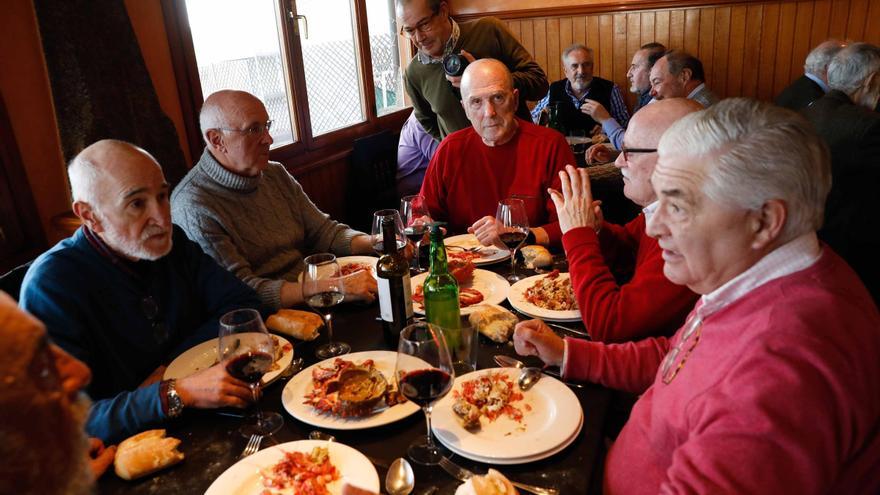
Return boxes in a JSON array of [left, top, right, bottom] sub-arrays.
[[548, 101, 566, 135], [377, 216, 413, 348], [423, 224, 461, 347]]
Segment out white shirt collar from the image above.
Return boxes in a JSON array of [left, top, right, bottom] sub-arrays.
[[686, 83, 707, 100], [804, 72, 830, 93], [642, 200, 659, 221], [698, 232, 822, 319]]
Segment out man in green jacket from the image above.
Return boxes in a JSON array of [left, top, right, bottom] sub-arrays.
[[396, 0, 548, 141]]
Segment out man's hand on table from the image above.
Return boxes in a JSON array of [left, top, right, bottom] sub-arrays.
[[444, 50, 476, 88], [514, 319, 565, 367], [548, 165, 604, 235], [586, 143, 615, 164], [342, 270, 378, 303], [176, 363, 253, 409], [88, 437, 116, 479], [468, 215, 503, 247]]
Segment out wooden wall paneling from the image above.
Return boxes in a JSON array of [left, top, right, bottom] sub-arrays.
[[790, 1, 815, 83], [586, 15, 601, 55], [670, 9, 685, 49], [613, 14, 629, 83], [559, 16, 573, 55], [711, 7, 730, 96], [599, 15, 614, 77], [572, 15, 586, 47], [772, 2, 797, 97], [654, 10, 671, 46], [866, 0, 880, 44], [292, 155, 349, 221], [698, 7, 716, 83], [547, 18, 561, 80], [684, 9, 701, 53], [507, 20, 521, 41], [756, 3, 780, 100], [845, 0, 868, 41], [641, 11, 656, 44], [810, 0, 832, 46], [742, 4, 764, 97], [726, 5, 748, 97], [534, 19, 548, 79], [828, 0, 850, 38], [521, 19, 535, 60]]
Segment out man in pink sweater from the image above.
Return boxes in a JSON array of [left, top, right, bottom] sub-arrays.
[[549, 98, 701, 342], [515, 99, 880, 493]]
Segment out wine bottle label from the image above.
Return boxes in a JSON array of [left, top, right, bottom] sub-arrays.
[[378, 273, 413, 322]]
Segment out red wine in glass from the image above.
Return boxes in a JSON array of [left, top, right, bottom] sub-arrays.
[[404, 225, 429, 245], [399, 368, 453, 407], [499, 231, 528, 251], [225, 351, 274, 384], [305, 291, 344, 315]]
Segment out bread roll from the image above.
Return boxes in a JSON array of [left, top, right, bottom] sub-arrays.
[[468, 304, 518, 343], [454, 468, 518, 495], [114, 429, 184, 480], [266, 309, 323, 341], [520, 245, 552, 269]]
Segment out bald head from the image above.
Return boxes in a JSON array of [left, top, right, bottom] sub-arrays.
[[461, 59, 514, 99], [69, 140, 162, 206], [200, 90, 273, 177], [460, 59, 520, 146], [615, 98, 703, 206], [200, 90, 265, 140]]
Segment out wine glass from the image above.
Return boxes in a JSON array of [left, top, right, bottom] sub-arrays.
[[496, 198, 530, 282], [302, 253, 350, 359], [400, 195, 431, 273], [371, 209, 406, 254], [396, 321, 455, 465], [218, 308, 284, 436]]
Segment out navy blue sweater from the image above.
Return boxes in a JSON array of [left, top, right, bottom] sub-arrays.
[[20, 226, 263, 442]]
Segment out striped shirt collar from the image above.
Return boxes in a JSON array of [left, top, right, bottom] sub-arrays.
[[416, 18, 460, 64], [697, 232, 822, 320]]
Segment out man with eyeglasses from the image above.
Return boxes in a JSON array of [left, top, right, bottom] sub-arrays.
[[396, 0, 548, 141], [515, 99, 880, 493], [172, 90, 378, 310], [21, 140, 263, 443], [516, 98, 701, 343]]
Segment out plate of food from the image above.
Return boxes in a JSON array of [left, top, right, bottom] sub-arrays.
[[204, 440, 379, 495], [444, 234, 510, 265], [281, 351, 419, 430], [298, 255, 378, 283], [507, 271, 581, 322], [164, 335, 294, 386], [410, 269, 510, 316], [431, 368, 583, 463]]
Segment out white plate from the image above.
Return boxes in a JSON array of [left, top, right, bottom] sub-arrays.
[[432, 368, 583, 463], [164, 335, 293, 386], [411, 269, 510, 316], [444, 234, 510, 265], [205, 440, 379, 495], [508, 273, 581, 323], [281, 351, 420, 430], [298, 255, 379, 283]]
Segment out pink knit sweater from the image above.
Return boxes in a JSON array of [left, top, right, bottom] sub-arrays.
[[566, 249, 880, 494]]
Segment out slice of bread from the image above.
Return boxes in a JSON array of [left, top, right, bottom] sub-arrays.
[[266, 309, 323, 341], [113, 429, 184, 480]]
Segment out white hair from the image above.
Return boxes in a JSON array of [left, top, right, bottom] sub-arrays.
[[827, 42, 880, 95], [67, 154, 101, 205], [803, 39, 846, 76], [561, 43, 593, 62], [658, 98, 831, 242], [199, 96, 232, 143]]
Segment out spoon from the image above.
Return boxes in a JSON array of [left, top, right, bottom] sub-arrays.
[[385, 457, 415, 495], [492, 355, 543, 391], [308, 430, 336, 442]]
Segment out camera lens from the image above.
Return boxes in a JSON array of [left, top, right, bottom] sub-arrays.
[[442, 54, 469, 77]]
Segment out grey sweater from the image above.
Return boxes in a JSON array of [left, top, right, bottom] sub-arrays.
[[171, 150, 361, 309]]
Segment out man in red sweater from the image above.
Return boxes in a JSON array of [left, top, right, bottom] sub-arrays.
[[420, 59, 575, 246], [515, 99, 880, 493], [549, 98, 701, 341]]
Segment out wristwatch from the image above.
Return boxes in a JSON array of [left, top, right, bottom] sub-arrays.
[[166, 379, 184, 418]]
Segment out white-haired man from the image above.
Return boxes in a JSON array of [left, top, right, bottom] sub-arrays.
[[20, 140, 263, 443], [804, 42, 880, 303], [515, 99, 880, 492], [420, 59, 574, 246], [776, 39, 847, 110], [172, 90, 378, 310]]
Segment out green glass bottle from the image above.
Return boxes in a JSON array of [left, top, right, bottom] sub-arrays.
[[423, 224, 461, 347], [548, 101, 566, 135]]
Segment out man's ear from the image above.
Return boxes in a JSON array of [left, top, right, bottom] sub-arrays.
[[72, 201, 102, 233], [205, 129, 225, 153], [679, 68, 693, 85], [511, 88, 520, 109], [751, 199, 787, 250]]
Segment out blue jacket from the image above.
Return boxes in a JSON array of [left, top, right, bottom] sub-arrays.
[[20, 226, 263, 442]]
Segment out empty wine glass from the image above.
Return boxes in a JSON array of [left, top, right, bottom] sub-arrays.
[[218, 308, 284, 436], [400, 195, 431, 273], [371, 209, 406, 254], [496, 198, 530, 282], [396, 321, 455, 465], [302, 253, 349, 359]]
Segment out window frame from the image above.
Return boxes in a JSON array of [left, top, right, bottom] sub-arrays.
[[160, 0, 413, 169]]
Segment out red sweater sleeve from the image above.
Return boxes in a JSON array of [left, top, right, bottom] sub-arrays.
[[563, 336, 670, 394], [563, 217, 698, 342]]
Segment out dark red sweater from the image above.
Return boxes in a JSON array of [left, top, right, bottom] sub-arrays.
[[562, 215, 698, 342]]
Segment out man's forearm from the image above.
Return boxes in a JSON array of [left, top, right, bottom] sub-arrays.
[[280, 281, 304, 307]]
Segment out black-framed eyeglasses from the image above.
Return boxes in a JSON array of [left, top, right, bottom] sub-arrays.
[[217, 120, 273, 137], [399, 10, 439, 38], [141, 295, 169, 344], [621, 146, 657, 161], [659, 314, 703, 384]]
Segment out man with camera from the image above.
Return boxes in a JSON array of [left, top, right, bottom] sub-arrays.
[[396, 0, 548, 141]]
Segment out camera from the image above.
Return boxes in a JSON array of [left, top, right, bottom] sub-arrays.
[[442, 53, 469, 77]]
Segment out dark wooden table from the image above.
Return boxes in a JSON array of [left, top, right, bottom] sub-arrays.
[[98, 263, 612, 495]]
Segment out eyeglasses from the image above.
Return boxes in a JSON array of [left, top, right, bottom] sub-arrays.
[[141, 295, 169, 344], [399, 11, 438, 38], [621, 146, 657, 161], [217, 120, 273, 137], [659, 314, 703, 384]]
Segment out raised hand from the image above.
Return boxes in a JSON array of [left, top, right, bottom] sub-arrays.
[[547, 165, 603, 235]]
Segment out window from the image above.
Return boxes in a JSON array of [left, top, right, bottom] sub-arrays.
[[181, 0, 408, 152]]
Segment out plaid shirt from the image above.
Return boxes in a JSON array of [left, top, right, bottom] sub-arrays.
[[531, 79, 630, 128]]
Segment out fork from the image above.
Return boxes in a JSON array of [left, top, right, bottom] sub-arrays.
[[438, 456, 559, 495], [446, 245, 484, 254], [239, 433, 263, 458]]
